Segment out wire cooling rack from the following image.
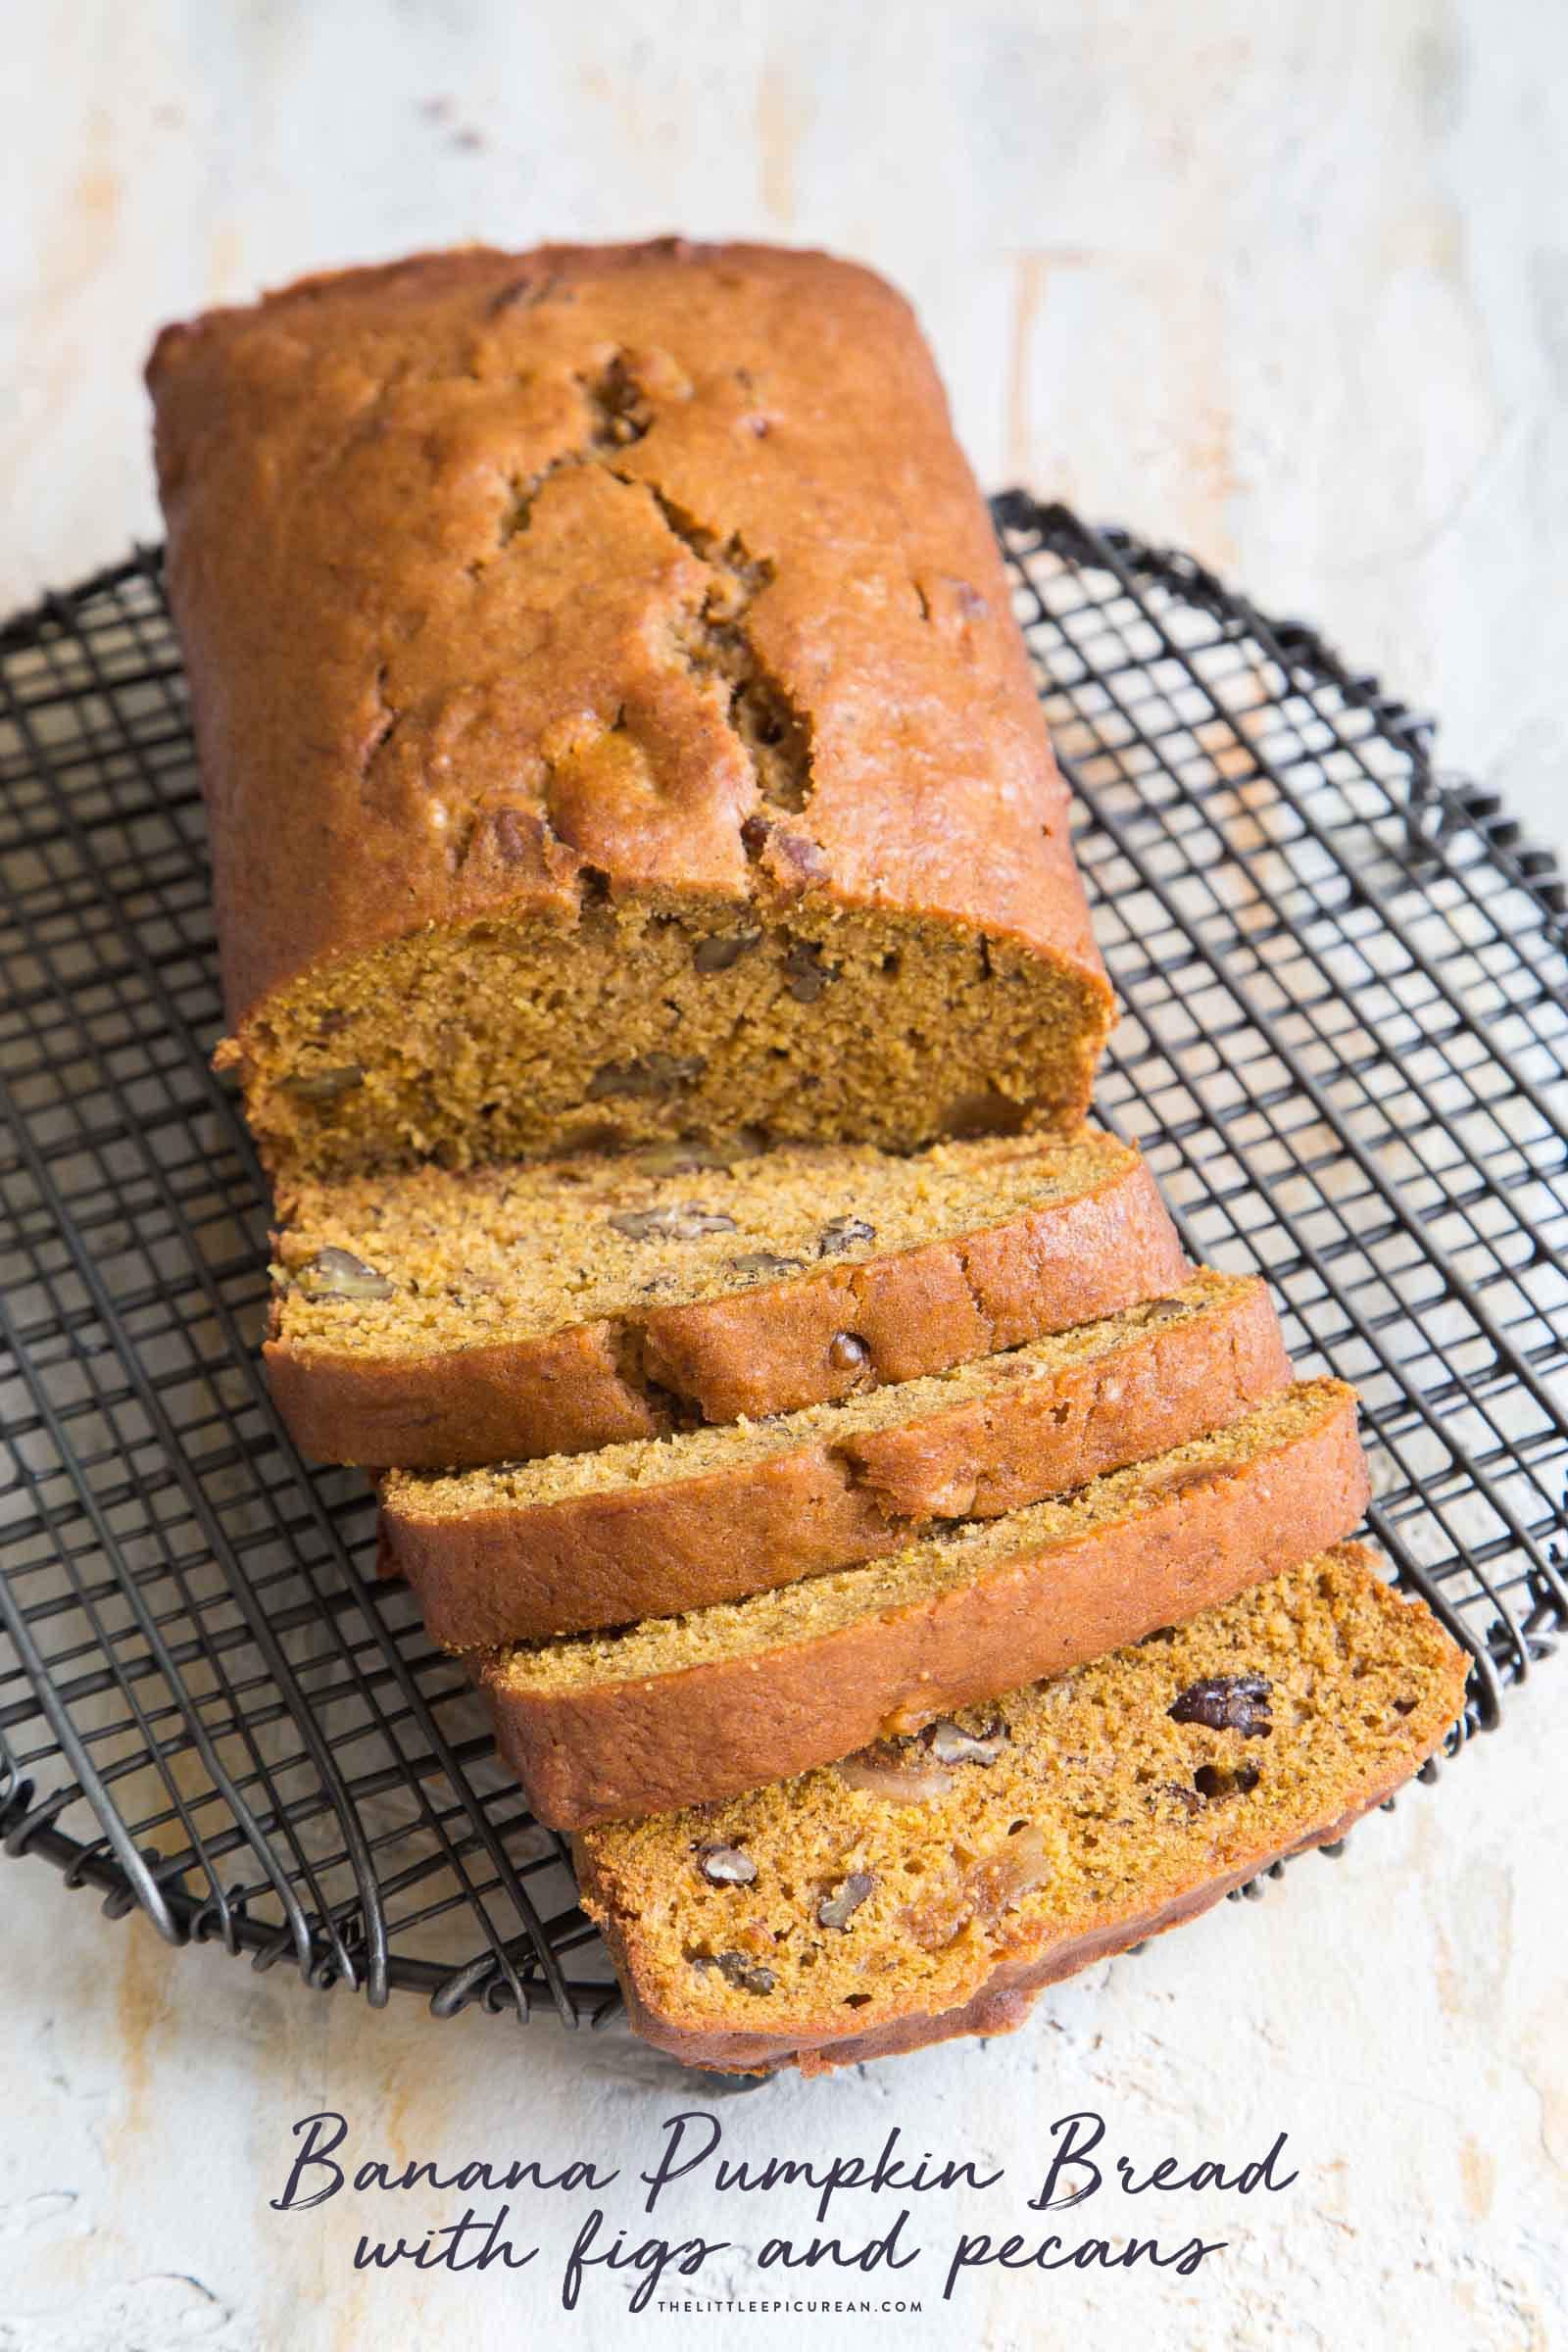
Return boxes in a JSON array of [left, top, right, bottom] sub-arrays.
[[2, 496, 1565, 2040]]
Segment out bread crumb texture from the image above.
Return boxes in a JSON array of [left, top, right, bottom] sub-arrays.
[[272, 1128, 1141, 1360], [577, 1545, 1466, 2051]]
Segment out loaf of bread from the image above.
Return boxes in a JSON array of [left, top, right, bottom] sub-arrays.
[[148, 239, 1114, 1184], [147, 236, 1446, 2086], [572, 1544, 1467, 2074], [268, 1128, 1184, 1466], [479, 1379, 1369, 1826], [381, 1270, 1290, 1644]]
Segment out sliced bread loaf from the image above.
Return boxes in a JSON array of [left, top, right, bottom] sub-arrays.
[[573, 1544, 1468, 2074], [382, 1269, 1290, 1645], [268, 1127, 1184, 1467], [479, 1378, 1369, 1827]]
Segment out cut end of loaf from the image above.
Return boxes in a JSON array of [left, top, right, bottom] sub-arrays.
[[237, 896, 1113, 1185], [574, 1544, 1468, 2072]]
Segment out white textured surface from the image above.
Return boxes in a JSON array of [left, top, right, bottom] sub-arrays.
[[2, 4, 1564, 2346]]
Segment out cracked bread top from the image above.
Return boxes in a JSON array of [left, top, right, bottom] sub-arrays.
[[149, 237, 1104, 1021], [147, 240, 1113, 1174]]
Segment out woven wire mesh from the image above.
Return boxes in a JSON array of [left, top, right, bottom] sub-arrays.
[[1, 496, 1564, 2035]]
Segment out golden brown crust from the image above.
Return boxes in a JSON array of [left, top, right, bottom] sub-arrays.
[[266, 1319, 658, 1469], [636, 1146, 1186, 1416], [147, 237, 1109, 1061], [481, 1386, 1370, 1826], [384, 1275, 1290, 1645], [265, 1142, 1186, 1467]]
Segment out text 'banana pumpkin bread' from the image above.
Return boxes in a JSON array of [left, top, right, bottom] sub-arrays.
[[573, 1544, 1468, 2074], [479, 1378, 1370, 1827], [149, 239, 1114, 1184], [268, 1127, 1185, 1467], [382, 1269, 1290, 1645]]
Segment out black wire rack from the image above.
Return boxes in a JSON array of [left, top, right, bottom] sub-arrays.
[[2, 495, 1565, 2041]]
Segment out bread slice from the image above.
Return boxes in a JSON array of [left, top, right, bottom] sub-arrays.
[[382, 1270, 1290, 1646], [267, 1127, 1185, 1467], [573, 1544, 1468, 2075], [479, 1378, 1369, 1827]]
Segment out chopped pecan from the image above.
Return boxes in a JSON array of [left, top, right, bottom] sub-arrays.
[[816, 1873, 875, 1932], [783, 942, 834, 1002], [693, 1950, 776, 1996], [295, 1247, 393, 1300], [608, 1205, 738, 1243], [695, 1843, 758, 1887], [836, 1743, 955, 1803], [923, 1718, 1007, 1766], [693, 930, 762, 972], [281, 1064, 364, 1102], [587, 1053, 707, 1100], [818, 1216, 876, 1256]]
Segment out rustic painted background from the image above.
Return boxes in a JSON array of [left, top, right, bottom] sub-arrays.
[[1, 3, 1563, 2347]]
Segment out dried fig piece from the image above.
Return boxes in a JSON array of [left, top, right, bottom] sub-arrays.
[[608, 1205, 738, 1243], [818, 1216, 876, 1256], [1169, 1673, 1273, 1737], [296, 1247, 394, 1300], [904, 1826, 1052, 1952], [836, 1743, 955, 1804], [695, 1842, 758, 1887], [923, 1718, 1007, 1766], [816, 1873, 875, 1932], [727, 1250, 805, 1280], [587, 1052, 707, 1100], [967, 1824, 1053, 1923], [281, 1064, 364, 1102]]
